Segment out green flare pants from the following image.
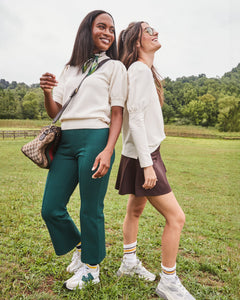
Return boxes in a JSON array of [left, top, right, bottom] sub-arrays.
[[41, 128, 115, 264]]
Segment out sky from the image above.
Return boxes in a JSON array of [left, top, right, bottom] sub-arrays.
[[1, 0, 240, 85]]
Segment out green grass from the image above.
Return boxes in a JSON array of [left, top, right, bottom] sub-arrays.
[[164, 124, 240, 139], [0, 119, 60, 131], [0, 135, 239, 299], [0, 119, 50, 130]]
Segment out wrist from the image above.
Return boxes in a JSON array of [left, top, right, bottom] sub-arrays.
[[104, 146, 114, 155], [44, 90, 52, 97], [144, 165, 153, 170]]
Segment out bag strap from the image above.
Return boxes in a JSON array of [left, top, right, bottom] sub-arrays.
[[52, 58, 111, 124]]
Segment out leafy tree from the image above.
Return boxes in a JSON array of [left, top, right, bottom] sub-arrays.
[[199, 94, 218, 126], [0, 89, 19, 118], [22, 99, 39, 119], [22, 92, 40, 119], [162, 102, 175, 123], [9, 81, 17, 89], [15, 84, 29, 101], [181, 94, 218, 127], [182, 84, 198, 105], [32, 88, 45, 118], [0, 79, 9, 89], [218, 96, 240, 132], [221, 64, 240, 97], [181, 100, 206, 125]]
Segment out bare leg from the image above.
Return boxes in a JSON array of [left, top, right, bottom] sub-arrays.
[[153, 192, 195, 299], [148, 191, 185, 268], [118, 194, 156, 281], [123, 194, 147, 244]]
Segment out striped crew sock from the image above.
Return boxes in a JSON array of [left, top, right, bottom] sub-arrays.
[[76, 242, 81, 253], [86, 264, 98, 271], [161, 263, 176, 278], [123, 241, 137, 264]]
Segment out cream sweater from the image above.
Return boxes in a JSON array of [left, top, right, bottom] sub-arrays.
[[53, 53, 127, 130], [122, 61, 166, 168]]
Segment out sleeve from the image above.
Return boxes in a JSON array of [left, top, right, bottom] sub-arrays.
[[109, 61, 128, 107], [52, 65, 69, 105], [127, 64, 153, 168]]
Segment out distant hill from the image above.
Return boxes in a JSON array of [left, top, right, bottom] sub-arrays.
[[0, 64, 239, 131]]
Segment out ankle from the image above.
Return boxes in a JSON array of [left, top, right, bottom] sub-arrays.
[[161, 263, 176, 278], [123, 253, 137, 264], [76, 242, 81, 253], [85, 264, 98, 271], [123, 241, 137, 264]]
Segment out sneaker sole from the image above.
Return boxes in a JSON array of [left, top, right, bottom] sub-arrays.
[[117, 269, 135, 277], [63, 278, 100, 290], [155, 288, 168, 300], [116, 269, 124, 277]]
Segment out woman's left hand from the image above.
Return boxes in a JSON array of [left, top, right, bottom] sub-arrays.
[[91, 149, 112, 179], [142, 165, 157, 189]]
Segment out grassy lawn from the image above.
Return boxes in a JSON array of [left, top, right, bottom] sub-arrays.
[[0, 134, 239, 299]]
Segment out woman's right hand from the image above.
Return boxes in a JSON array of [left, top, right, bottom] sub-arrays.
[[40, 72, 58, 93], [142, 165, 157, 189]]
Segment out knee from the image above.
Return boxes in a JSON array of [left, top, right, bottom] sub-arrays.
[[41, 206, 49, 222], [167, 211, 185, 232], [41, 206, 57, 222], [177, 211, 186, 230], [127, 204, 144, 219], [126, 195, 147, 219]]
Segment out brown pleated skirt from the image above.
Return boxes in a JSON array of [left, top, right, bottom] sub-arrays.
[[115, 146, 172, 197]]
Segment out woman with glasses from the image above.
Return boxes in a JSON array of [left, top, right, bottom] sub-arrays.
[[115, 22, 195, 299]]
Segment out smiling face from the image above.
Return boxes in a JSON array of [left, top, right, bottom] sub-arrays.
[[92, 13, 115, 53], [139, 22, 161, 53]]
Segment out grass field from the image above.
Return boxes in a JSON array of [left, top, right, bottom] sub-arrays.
[[0, 132, 239, 299]]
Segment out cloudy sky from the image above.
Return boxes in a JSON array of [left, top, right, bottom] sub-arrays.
[[1, 0, 240, 85]]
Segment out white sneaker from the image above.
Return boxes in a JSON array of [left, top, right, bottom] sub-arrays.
[[156, 274, 195, 300], [64, 264, 100, 290], [66, 249, 84, 273], [117, 257, 156, 281]]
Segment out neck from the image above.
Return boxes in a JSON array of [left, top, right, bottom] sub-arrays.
[[93, 50, 106, 55], [138, 51, 154, 68]]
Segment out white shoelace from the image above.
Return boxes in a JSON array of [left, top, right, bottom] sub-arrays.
[[71, 250, 79, 261], [174, 276, 190, 295]]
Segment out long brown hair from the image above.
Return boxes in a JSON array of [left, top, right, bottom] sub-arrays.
[[118, 22, 164, 106], [67, 10, 117, 69]]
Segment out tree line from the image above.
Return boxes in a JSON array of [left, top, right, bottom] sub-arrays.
[[1, 63, 240, 132]]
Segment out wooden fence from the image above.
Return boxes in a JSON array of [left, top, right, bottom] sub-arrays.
[[0, 130, 40, 139], [0, 129, 239, 140]]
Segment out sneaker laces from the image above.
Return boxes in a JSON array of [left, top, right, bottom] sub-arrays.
[[133, 260, 152, 276], [134, 260, 144, 270], [174, 276, 190, 295], [72, 250, 79, 260], [74, 264, 85, 277]]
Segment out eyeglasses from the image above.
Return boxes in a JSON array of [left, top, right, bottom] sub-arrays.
[[143, 27, 156, 36]]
